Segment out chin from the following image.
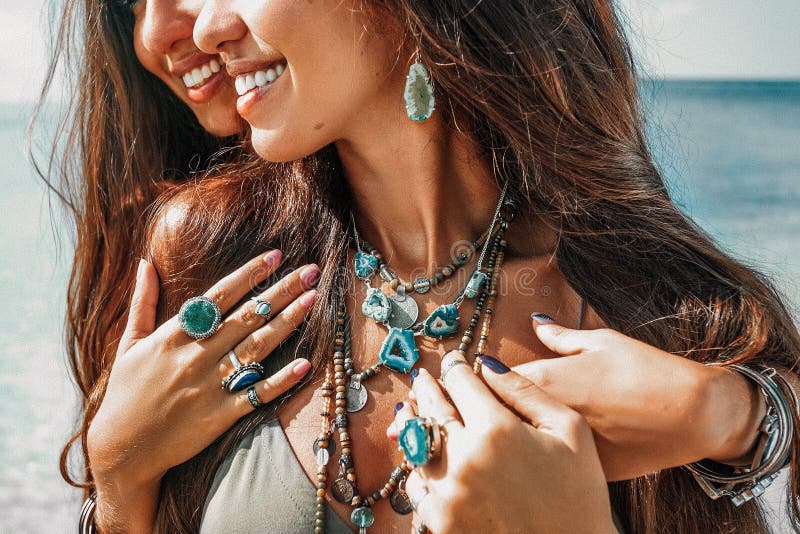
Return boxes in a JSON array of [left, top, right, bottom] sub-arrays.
[[198, 113, 244, 138], [250, 128, 323, 163]]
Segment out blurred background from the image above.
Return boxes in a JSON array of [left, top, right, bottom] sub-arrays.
[[1, 0, 798, 531]]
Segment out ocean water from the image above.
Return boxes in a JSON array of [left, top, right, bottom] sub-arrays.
[[1, 81, 798, 532]]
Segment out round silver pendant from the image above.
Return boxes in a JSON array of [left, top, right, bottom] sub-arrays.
[[387, 294, 419, 329], [331, 477, 355, 504], [312, 438, 336, 457], [346, 381, 369, 413], [390, 488, 414, 515]]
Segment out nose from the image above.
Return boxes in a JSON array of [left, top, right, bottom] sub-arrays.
[[194, 0, 247, 55], [139, 0, 198, 55]]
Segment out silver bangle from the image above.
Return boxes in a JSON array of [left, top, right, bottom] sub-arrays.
[[686, 364, 795, 506], [79, 491, 97, 534]]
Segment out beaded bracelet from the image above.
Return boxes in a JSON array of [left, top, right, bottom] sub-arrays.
[[79, 491, 97, 534], [686, 364, 795, 506]]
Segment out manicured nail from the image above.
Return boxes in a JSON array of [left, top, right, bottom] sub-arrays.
[[264, 249, 283, 266], [531, 312, 556, 325], [300, 264, 321, 287], [292, 359, 312, 378], [394, 402, 404, 415], [299, 289, 318, 308], [481, 355, 511, 374], [409, 368, 419, 385]]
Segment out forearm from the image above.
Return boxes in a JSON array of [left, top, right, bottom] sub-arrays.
[[93, 475, 160, 534]]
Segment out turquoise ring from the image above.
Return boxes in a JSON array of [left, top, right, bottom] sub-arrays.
[[398, 416, 442, 467], [178, 296, 222, 339], [251, 297, 272, 321]]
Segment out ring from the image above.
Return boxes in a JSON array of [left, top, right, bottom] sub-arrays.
[[410, 484, 430, 512], [221, 351, 265, 393], [398, 416, 442, 467], [246, 386, 264, 409], [178, 296, 222, 339], [439, 359, 470, 383], [251, 297, 272, 321]]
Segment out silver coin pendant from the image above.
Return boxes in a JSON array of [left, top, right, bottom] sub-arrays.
[[387, 294, 419, 329], [346, 381, 369, 413]]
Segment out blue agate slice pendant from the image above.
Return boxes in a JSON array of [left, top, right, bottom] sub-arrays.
[[404, 62, 435, 121], [422, 304, 460, 339], [361, 287, 392, 323], [354, 251, 379, 279], [378, 327, 420, 373]]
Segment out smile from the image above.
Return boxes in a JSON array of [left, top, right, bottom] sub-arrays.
[[233, 61, 287, 97], [181, 57, 224, 89]]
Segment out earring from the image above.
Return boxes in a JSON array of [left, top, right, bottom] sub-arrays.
[[404, 50, 435, 122]]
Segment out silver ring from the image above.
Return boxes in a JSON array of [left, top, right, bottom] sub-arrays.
[[227, 350, 243, 369], [440, 359, 470, 383], [410, 484, 430, 512], [251, 297, 272, 321], [246, 386, 264, 409]]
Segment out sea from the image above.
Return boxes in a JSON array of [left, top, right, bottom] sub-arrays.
[[1, 80, 798, 532]]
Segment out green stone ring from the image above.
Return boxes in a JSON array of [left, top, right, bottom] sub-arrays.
[[178, 296, 222, 339]]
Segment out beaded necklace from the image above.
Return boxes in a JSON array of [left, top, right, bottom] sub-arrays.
[[313, 194, 514, 533]]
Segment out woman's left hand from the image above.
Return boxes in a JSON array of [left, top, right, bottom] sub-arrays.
[[517, 315, 766, 480], [390, 352, 617, 534]]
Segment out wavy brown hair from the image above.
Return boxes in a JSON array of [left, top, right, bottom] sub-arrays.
[[30, 0, 238, 491]]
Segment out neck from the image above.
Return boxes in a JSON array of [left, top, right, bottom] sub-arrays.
[[335, 96, 500, 276]]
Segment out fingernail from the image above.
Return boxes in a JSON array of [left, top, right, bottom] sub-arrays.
[[264, 249, 283, 266], [300, 264, 321, 287], [292, 359, 312, 378], [394, 402, 404, 415], [531, 312, 556, 325], [481, 355, 511, 374], [409, 368, 419, 385], [299, 289, 318, 308]]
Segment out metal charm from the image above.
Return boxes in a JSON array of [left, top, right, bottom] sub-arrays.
[[331, 477, 355, 504], [390, 488, 414, 515], [346, 380, 369, 413], [387, 294, 419, 329], [412, 276, 431, 294], [312, 438, 336, 457]]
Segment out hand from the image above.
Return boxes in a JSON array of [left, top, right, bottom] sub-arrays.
[[390, 352, 616, 534], [88, 251, 319, 532], [518, 314, 765, 481]]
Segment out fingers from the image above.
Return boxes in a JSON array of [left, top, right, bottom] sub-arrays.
[[387, 400, 418, 440], [203, 249, 283, 313], [531, 313, 590, 356], [405, 470, 440, 532], [201, 263, 320, 353], [480, 355, 587, 440], [438, 350, 506, 425], [222, 289, 317, 372], [412, 369, 463, 430], [228, 358, 312, 417], [118, 260, 160, 355]]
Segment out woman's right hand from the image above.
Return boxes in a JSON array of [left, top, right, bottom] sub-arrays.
[[88, 251, 319, 532]]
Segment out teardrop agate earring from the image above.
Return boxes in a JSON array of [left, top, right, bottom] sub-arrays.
[[403, 49, 436, 121]]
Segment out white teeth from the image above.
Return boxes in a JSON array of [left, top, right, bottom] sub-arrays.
[[182, 57, 224, 88], [234, 61, 287, 96]]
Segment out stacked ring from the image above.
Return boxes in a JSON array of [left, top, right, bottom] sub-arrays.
[[251, 297, 272, 321], [221, 350, 265, 393], [246, 386, 264, 409], [178, 296, 222, 339], [398, 416, 442, 467]]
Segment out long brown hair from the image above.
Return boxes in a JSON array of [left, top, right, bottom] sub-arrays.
[[30, 0, 238, 490]]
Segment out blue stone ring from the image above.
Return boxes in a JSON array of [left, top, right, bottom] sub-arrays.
[[178, 296, 222, 339], [398, 416, 442, 467], [251, 297, 272, 321], [221, 350, 265, 393]]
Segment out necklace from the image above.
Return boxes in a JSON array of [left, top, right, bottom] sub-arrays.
[[313, 191, 514, 533]]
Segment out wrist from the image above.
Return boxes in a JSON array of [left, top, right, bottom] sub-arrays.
[[93, 472, 161, 534], [704, 366, 766, 464]]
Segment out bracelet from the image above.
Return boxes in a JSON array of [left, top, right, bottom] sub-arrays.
[[686, 364, 795, 506], [79, 491, 97, 534]]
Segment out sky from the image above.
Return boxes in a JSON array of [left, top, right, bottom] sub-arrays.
[[1, 0, 799, 103]]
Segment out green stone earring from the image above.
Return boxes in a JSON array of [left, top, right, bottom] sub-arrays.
[[403, 51, 435, 121]]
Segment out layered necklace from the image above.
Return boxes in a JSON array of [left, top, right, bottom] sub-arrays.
[[313, 184, 513, 533]]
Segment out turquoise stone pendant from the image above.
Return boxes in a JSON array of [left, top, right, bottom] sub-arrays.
[[422, 304, 460, 339], [404, 61, 435, 121], [464, 271, 488, 299], [398, 417, 432, 467], [378, 328, 420, 373], [361, 288, 392, 323], [351, 506, 375, 530], [354, 251, 379, 278]]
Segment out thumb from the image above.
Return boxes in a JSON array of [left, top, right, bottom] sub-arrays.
[[531, 312, 586, 356], [118, 259, 160, 355], [480, 354, 582, 436]]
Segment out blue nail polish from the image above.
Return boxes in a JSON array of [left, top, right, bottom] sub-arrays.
[[481, 355, 511, 374], [394, 402, 404, 414], [531, 312, 556, 324], [410, 368, 419, 385]]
